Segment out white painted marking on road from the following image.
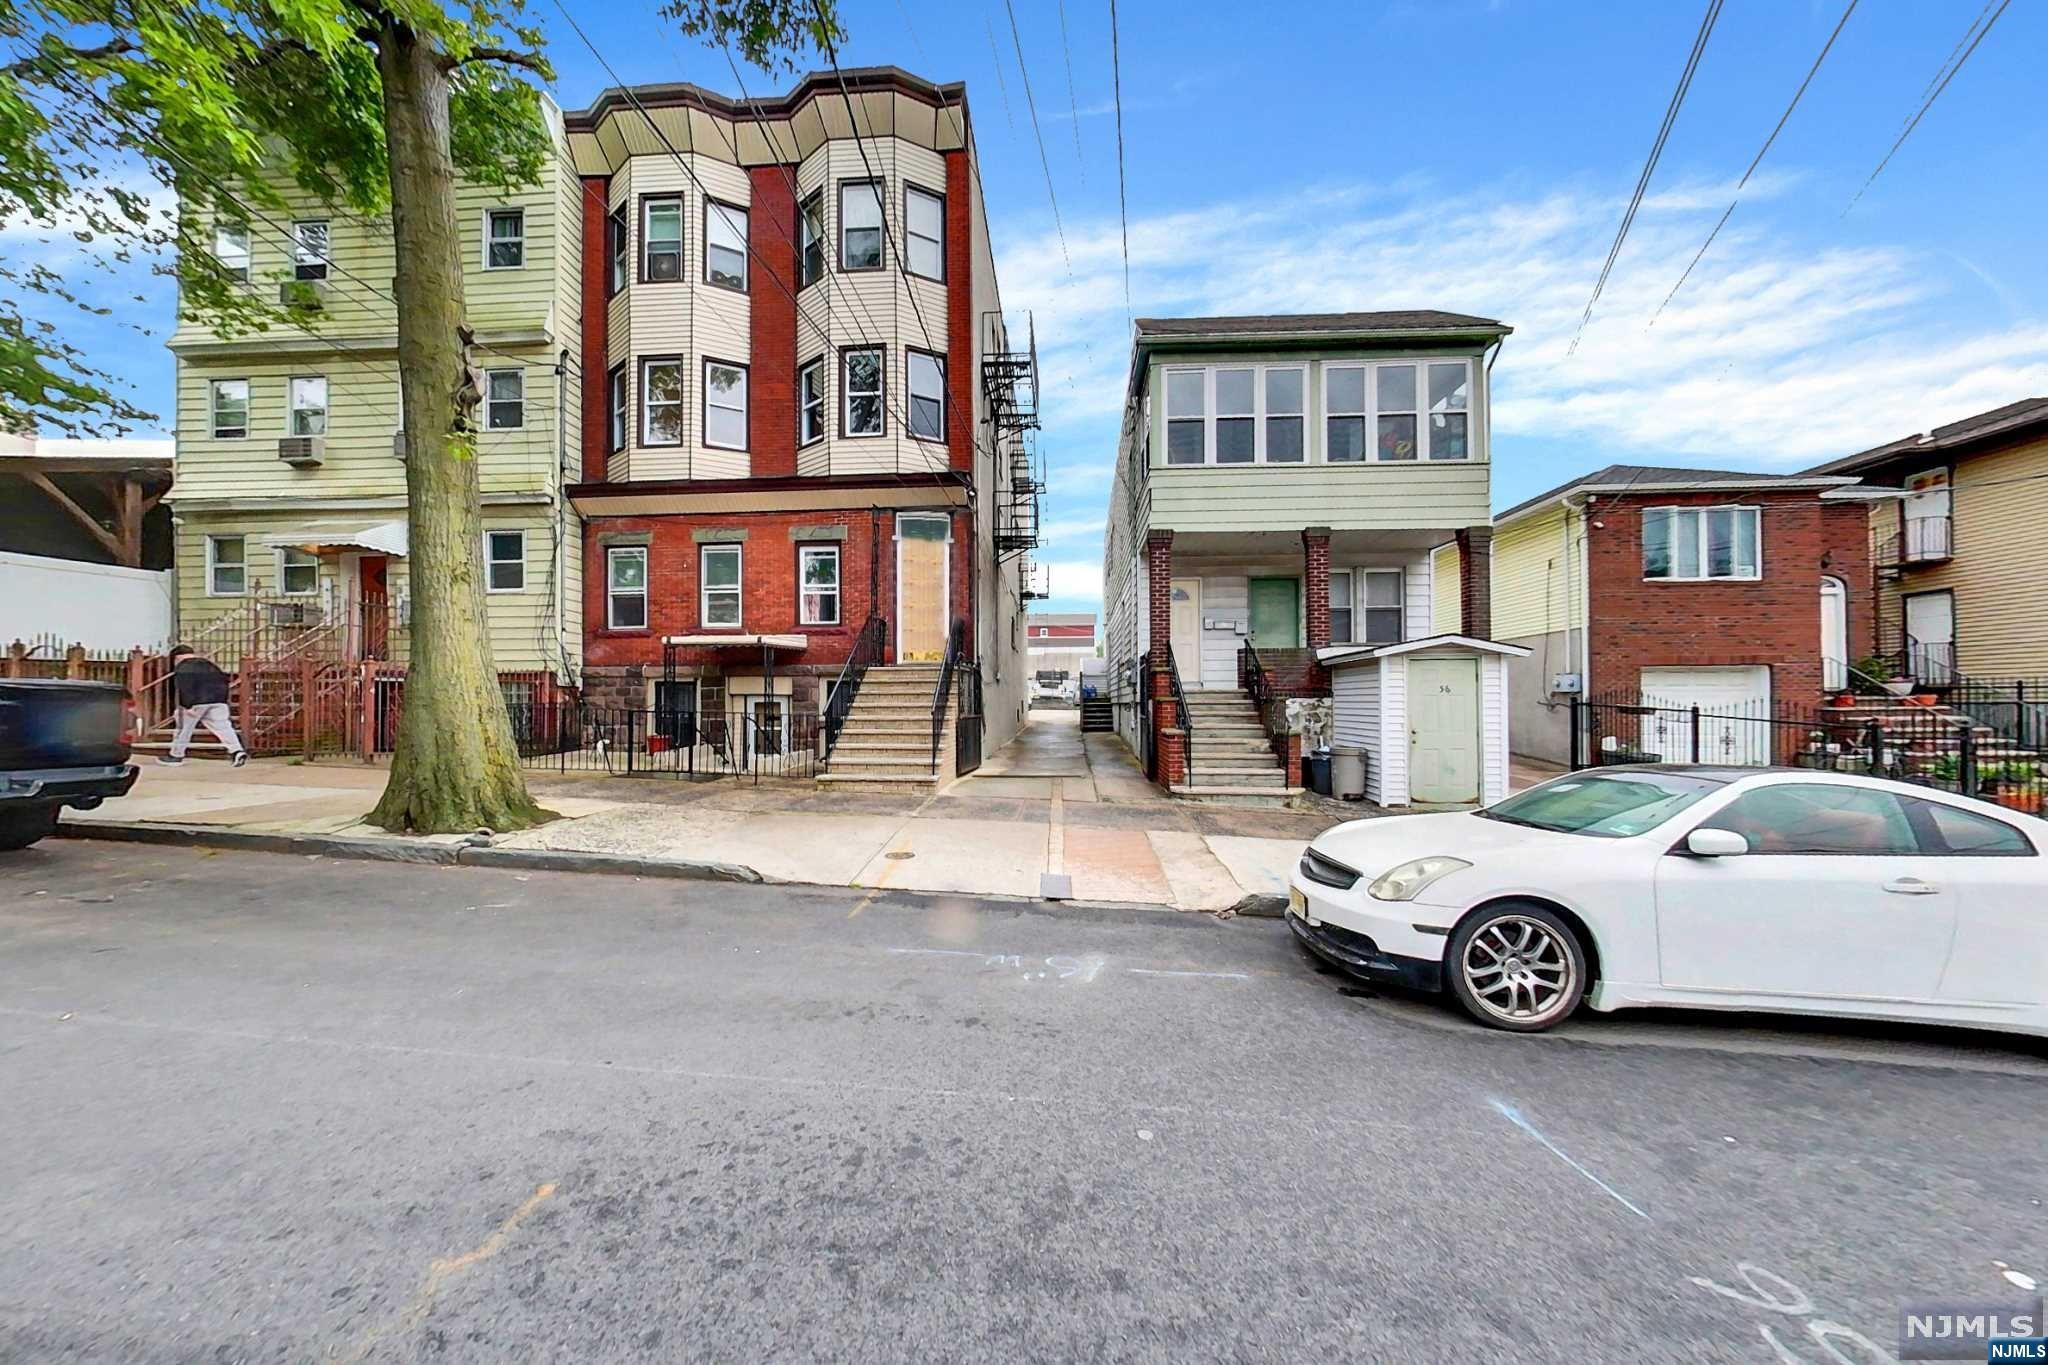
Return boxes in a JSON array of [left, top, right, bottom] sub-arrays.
[[1136, 1129, 1154, 1142], [1488, 1098, 1649, 1221], [1126, 968, 1250, 981], [1993, 1262, 2038, 1291]]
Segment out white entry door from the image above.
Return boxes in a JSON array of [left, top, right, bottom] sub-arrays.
[[1640, 666, 1771, 765], [1168, 578, 1202, 687], [1904, 592, 1955, 686], [1821, 576, 1848, 692], [1408, 656, 1480, 804]]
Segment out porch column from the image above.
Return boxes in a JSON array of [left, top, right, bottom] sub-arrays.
[[1456, 525, 1494, 639], [1145, 529, 1185, 786], [1302, 526, 1332, 651]]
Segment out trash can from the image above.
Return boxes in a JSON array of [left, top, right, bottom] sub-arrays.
[[1330, 746, 1367, 800], [1304, 749, 1332, 796]]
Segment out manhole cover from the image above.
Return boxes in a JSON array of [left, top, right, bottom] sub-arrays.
[[886, 850, 916, 860]]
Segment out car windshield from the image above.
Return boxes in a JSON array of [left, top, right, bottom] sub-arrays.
[[1478, 771, 1724, 838]]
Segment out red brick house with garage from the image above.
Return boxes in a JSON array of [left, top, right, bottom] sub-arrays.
[[560, 68, 1039, 786]]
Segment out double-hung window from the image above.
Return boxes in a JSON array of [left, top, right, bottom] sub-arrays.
[[213, 223, 250, 282], [798, 190, 825, 287], [484, 207, 524, 269], [1164, 370, 1205, 465], [606, 546, 647, 629], [1643, 506, 1761, 581], [1329, 571, 1355, 644], [210, 379, 250, 439], [1264, 367, 1305, 462], [641, 358, 684, 446], [842, 347, 883, 435], [606, 205, 628, 296], [277, 546, 318, 596], [1213, 368, 1255, 463], [798, 357, 826, 445], [289, 376, 328, 436], [702, 359, 747, 450], [908, 350, 945, 442], [642, 197, 683, 282], [800, 545, 840, 625], [207, 535, 246, 596], [1426, 362, 1470, 460], [1361, 569, 1404, 643], [484, 529, 526, 592], [1376, 364, 1419, 461], [292, 220, 330, 281], [700, 544, 742, 628], [607, 363, 627, 453], [840, 181, 883, 270], [485, 368, 524, 430], [705, 201, 747, 289], [1326, 366, 1368, 463], [905, 185, 944, 280]]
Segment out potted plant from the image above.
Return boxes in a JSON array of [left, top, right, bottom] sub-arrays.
[[1851, 655, 1910, 697]]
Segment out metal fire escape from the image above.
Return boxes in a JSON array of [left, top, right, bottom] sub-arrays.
[[983, 311, 1044, 594]]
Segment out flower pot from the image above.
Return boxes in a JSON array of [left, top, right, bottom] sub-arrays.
[[1881, 679, 1914, 697], [1906, 694, 1939, 707], [1995, 789, 2042, 814], [1832, 693, 1858, 708]]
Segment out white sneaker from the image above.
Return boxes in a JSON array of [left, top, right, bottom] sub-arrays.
[[231, 751, 249, 768]]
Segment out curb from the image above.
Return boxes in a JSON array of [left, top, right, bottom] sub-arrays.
[[1227, 892, 1289, 919], [54, 820, 763, 885]]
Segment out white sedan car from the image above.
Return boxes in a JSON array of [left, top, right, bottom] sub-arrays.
[[1287, 766, 2048, 1036]]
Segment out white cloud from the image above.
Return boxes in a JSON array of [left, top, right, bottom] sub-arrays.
[[1030, 560, 1104, 605], [1037, 514, 1105, 545]]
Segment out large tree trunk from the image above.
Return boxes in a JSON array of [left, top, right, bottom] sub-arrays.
[[367, 22, 549, 834]]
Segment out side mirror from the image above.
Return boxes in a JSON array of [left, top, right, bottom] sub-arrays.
[[1686, 828, 1749, 858]]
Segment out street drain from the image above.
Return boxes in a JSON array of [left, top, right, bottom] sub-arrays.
[[886, 850, 915, 860]]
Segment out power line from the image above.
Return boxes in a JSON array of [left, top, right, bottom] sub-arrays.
[[982, 16, 1017, 137], [1000, 0, 1072, 273], [1107, 0, 1131, 325], [1845, 0, 2010, 215], [1056, 0, 1084, 181], [1567, 0, 1724, 358], [1648, 0, 1856, 327]]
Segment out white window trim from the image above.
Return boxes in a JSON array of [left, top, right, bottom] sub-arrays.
[[907, 349, 946, 443], [699, 543, 743, 631], [275, 546, 319, 597], [641, 358, 684, 447], [483, 529, 527, 594], [1643, 505, 1764, 582], [798, 356, 827, 446], [1319, 359, 1481, 465], [839, 180, 884, 272], [1262, 365, 1307, 463], [702, 359, 748, 451], [842, 347, 884, 437], [704, 199, 748, 290], [904, 184, 944, 282], [484, 367, 524, 431], [209, 378, 250, 440], [642, 197, 684, 282], [213, 222, 250, 280], [206, 534, 247, 598], [606, 204, 628, 296], [1162, 363, 1314, 465], [292, 219, 330, 281], [288, 375, 328, 437], [799, 190, 826, 288], [482, 206, 525, 271], [607, 363, 627, 454], [1358, 567, 1406, 644], [605, 545, 648, 630], [799, 544, 841, 626]]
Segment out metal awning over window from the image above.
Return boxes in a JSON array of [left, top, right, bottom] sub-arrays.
[[260, 520, 409, 556], [662, 634, 809, 650]]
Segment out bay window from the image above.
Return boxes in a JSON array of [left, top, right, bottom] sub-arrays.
[[905, 185, 944, 280], [840, 181, 883, 270], [706, 200, 747, 289], [642, 197, 682, 282], [799, 190, 825, 287], [641, 358, 684, 446], [908, 350, 945, 442], [607, 363, 626, 453], [842, 347, 883, 435], [702, 359, 747, 449], [798, 357, 826, 445], [1643, 506, 1761, 581], [606, 205, 628, 296]]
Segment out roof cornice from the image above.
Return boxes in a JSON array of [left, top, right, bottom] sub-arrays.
[[566, 67, 966, 132]]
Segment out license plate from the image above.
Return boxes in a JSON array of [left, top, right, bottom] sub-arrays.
[[1289, 886, 1306, 918]]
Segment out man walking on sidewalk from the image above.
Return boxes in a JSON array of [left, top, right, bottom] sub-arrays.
[[160, 645, 248, 768]]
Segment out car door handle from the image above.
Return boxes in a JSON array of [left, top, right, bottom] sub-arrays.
[[1882, 877, 1941, 896]]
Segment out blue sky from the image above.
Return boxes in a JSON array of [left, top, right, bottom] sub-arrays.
[[21, 1, 2046, 617]]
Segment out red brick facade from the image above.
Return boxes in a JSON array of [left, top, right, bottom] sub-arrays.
[[1584, 490, 1873, 702], [747, 166, 799, 477], [1301, 527, 1331, 651], [1456, 525, 1493, 638], [578, 176, 611, 483], [944, 150, 974, 475]]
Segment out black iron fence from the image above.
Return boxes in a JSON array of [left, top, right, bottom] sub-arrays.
[[509, 702, 820, 782], [955, 664, 985, 776], [1570, 692, 2044, 817]]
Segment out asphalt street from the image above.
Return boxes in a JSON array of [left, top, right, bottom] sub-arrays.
[[3, 841, 2044, 1363]]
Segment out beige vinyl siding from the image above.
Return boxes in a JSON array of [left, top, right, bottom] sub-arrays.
[[1883, 436, 2048, 676], [1430, 542, 1461, 634], [1146, 462, 1489, 533], [1489, 502, 1584, 640]]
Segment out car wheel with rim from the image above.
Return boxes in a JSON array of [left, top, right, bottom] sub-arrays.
[[1445, 902, 1587, 1033]]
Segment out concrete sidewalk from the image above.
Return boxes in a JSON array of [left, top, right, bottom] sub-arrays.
[[68, 711, 1361, 912]]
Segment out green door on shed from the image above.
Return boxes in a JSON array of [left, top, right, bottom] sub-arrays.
[[1247, 578, 1300, 648]]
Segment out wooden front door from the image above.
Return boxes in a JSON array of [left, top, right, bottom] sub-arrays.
[[896, 515, 950, 661], [1408, 656, 1480, 804], [358, 554, 391, 658], [1247, 577, 1300, 648]]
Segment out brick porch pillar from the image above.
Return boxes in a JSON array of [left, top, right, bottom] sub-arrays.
[[1145, 529, 1186, 787], [1456, 525, 1494, 639], [1302, 527, 1332, 651]]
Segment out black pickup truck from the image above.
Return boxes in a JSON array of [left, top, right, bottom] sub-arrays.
[[0, 679, 139, 850]]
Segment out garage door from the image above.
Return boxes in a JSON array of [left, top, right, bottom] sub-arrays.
[[1638, 666, 1771, 765]]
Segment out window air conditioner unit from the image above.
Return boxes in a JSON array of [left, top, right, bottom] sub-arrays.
[[278, 436, 325, 467], [266, 601, 316, 627], [279, 280, 327, 310]]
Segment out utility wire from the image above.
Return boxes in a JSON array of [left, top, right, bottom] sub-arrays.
[[1567, 0, 1723, 357], [1648, 0, 1856, 326], [1845, 0, 2010, 215], [1000, 0, 1072, 272], [1107, 0, 1131, 325], [1056, 0, 1084, 181], [983, 16, 1017, 136]]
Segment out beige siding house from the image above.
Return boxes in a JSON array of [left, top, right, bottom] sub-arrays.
[[1101, 311, 1513, 801], [169, 97, 585, 681]]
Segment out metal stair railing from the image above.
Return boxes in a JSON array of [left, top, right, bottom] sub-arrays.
[[823, 612, 887, 758]]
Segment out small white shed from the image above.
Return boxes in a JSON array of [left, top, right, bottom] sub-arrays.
[[1319, 636, 1530, 807]]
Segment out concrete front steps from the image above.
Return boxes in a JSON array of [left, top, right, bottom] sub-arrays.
[[1825, 698, 2042, 765], [1169, 686, 1303, 806], [817, 664, 951, 793]]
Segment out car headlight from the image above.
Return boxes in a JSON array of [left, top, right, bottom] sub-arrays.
[[1367, 856, 1471, 902]]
